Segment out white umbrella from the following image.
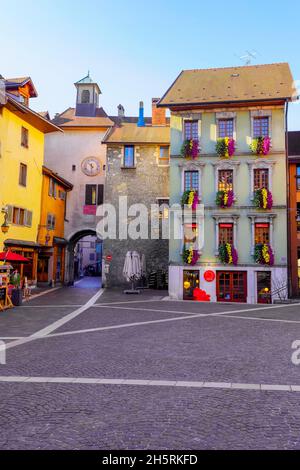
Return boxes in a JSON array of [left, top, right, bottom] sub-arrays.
[[123, 251, 133, 282], [131, 251, 141, 279]]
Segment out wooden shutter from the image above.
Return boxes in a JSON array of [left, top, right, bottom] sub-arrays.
[[6, 205, 13, 224], [85, 185, 93, 205], [97, 184, 104, 205], [25, 210, 32, 227]]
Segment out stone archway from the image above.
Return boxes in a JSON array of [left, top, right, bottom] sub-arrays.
[[65, 229, 100, 285]]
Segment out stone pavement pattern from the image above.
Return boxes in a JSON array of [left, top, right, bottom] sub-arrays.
[[0, 283, 300, 449]]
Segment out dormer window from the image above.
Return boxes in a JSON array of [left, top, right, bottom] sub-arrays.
[[81, 89, 90, 104]]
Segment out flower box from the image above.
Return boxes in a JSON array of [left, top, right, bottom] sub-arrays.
[[216, 190, 234, 208], [254, 243, 274, 265], [253, 188, 273, 210], [250, 136, 271, 156], [181, 190, 199, 209], [182, 248, 199, 265], [181, 139, 199, 159], [218, 243, 238, 265], [216, 138, 235, 158]]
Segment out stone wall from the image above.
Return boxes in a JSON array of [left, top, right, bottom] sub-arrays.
[[104, 144, 169, 287]]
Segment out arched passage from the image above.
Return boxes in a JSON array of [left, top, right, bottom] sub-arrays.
[[65, 229, 102, 286]]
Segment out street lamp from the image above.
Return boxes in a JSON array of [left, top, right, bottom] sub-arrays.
[[1, 207, 9, 234]]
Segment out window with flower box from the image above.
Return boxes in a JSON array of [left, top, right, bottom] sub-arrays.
[[219, 223, 233, 245], [253, 117, 269, 138], [255, 223, 269, 244], [253, 168, 269, 190], [184, 120, 198, 140], [218, 118, 234, 138], [184, 170, 199, 191], [296, 166, 300, 190], [218, 170, 233, 191]]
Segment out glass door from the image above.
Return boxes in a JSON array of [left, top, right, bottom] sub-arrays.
[[183, 270, 200, 300], [217, 271, 247, 303], [257, 271, 271, 304]]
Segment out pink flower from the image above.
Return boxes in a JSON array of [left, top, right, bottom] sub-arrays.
[[191, 139, 199, 159], [191, 250, 199, 265], [232, 246, 238, 265], [228, 138, 236, 157], [262, 137, 271, 155], [192, 191, 199, 209], [266, 190, 273, 209]]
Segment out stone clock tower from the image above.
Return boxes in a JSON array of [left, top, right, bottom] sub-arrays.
[[44, 74, 114, 284]]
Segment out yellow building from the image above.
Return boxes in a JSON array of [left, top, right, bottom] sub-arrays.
[[0, 76, 61, 284], [37, 166, 73, 284]]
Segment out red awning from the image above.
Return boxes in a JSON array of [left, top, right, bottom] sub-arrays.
[[0, 250, 29, 263]]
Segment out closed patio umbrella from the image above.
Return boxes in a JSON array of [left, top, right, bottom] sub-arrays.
[[123, 251, 141, 294]]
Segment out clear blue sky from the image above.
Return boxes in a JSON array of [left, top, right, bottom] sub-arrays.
[[1, 0, 300, 128]]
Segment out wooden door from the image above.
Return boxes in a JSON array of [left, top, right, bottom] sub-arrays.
[[217, 271, 247, 303]]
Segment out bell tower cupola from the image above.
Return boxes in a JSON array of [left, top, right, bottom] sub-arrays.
[[75, 72, 101, 117]]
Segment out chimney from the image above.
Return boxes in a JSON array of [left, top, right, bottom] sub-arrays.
[[118, 104, 125, 118], [152, 98, 166, 126], [137, 101, 145, 127]]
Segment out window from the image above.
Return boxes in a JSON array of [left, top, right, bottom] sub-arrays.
[[297, 166, 300, 191], [19, 163, 27, 186], [11, 207, 32, 226], [58, 190, 66, 200], [184, 223, 198, 249], [219, 223, 233, 245], [159, 146, 169, 161], [157, 198, 169, 219], [81, 89, 90, 104], [184, 120, 198, 140], [253, 117, 269, 138], [47, 214, 56, 230], [253, 168, 269, 190], [218, 170, 233, 191], [72, 165, 76, 172], [184, 171, 199, 191], [21, 127, 29, 148], [124, 146, 135, 167], [218, 118, 234, 138], [255, 223, 269, 244], [49, 178, 57, 197], [89, 253, 95, 261], [85, 184, 104, 205]]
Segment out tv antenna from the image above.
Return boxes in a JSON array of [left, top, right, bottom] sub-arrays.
[[238, 50, 258, 66]]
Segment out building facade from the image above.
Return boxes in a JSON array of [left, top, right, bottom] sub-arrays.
[[158, 63, 296, 303], [44, 74, 114, 284], [102, 99, 170, 287], [0, 76, 60, 284], [37, 166, 73, 285], [288, 131, 300, 297]]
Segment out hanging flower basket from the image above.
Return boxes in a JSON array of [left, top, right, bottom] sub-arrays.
[[253, 188, 273, 209], [216, 190, 234, 208], [181, 139, 199, 159], [250, 136, 271, 156], [254, 243, 274, 265], [182, 247, 199, 265], [216, 137, 236, 158], [218, 243, 238, 265], [181, 190, 199, 209]]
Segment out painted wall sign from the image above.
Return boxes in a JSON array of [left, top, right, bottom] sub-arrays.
[[204, 270, 215, 282]]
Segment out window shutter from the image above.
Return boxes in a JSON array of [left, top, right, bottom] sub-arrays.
[[85, 185, 93, 205], [25, 210, 32, 227], [97, 184, 104, 205], [52, 215, 56, 230], [6, 205, 13, 224], [47, 213, 52, 229]]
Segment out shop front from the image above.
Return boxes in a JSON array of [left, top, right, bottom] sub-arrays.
[[169, 265, 287, 304], [3, 239, 39, 285]]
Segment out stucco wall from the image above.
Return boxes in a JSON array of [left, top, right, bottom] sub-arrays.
[[103, 144, 169, 287], [44, 129, 107, 240]]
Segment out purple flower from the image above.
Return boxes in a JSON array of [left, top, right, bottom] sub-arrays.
[[191, 139, 199, 159], [266, 190, 273, 209], [268, 245, 274, 266], [228, 138, 236, 157], [191, 250, 199, 265], [232, 246, 238, 265], [192, 191, 199, 209], [262, 137, 271, 155]]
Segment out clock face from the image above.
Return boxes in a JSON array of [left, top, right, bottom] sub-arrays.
[[81, 157, 101, 176]]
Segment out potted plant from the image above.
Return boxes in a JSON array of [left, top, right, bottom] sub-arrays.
[[181, 139, 199, 159], [182, 247, 199, 265], [181, 189, 199, 209], [216, 189, 234, 208], [254, 243, 274, 265], [10, 269, 23, 306], [250, 136, 271, 156], [253, 188, 273, 209], [218, 243, 238, 265], [216, 137, 235, 158]]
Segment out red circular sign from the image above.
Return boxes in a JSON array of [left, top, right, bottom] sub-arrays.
[[204, 270, 215, 282], [106, 254, 112, 262]]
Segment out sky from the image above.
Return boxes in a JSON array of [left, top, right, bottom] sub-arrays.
[[1, 0, 300, 128]]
